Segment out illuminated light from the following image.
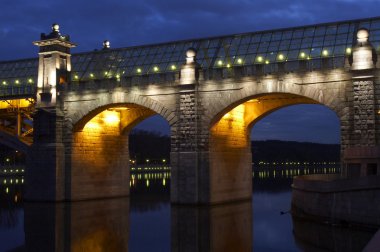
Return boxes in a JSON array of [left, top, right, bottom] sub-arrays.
[[217, 60, 223, 66], [300, 52, 306, 59], [2, 81, 6, 85], [103, 40, 111, 49], [322, 49, 329, 57], [90, 73, 94, 78], [103, 111, 120, 124], [116, 74, 120, 79], [257, 56, 263, 63], [146, 179, 149, 187], [226, 63, 231, 68], [162, 178, 166, 186], [3, 179, 6, 184], [15, 80, 19, 84], [6, 158, 10, 162], [52, 23, 60, 32], [137, 68, 142, 73], [153, 66, 159, 72], [237, 58, 243, 64], [277, 54, 285, 61], [146, 159, 149, 163], [377, 110, 380, 115], [162, 159, 166, 163], [171, 65, 176, 70], [247, 99, 259, 103], [74, 75, 79, 80], [346, 47, 352, 54], [28, 78, 33, 83], [6, 187, 9, 194], [104, 71, 108, 76], [265, 60, 270, 64]]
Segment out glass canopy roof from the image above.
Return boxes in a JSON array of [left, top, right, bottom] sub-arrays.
[[1, 16, 380, 87]]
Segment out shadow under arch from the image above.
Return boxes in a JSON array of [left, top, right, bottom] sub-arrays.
[[68, 103, 168, 201], [208, 92, 340, 203]]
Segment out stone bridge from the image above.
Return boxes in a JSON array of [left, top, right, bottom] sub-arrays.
[[0, 18, 379, 207]]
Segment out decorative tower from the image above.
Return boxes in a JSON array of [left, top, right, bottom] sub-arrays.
[[33, 23, 76, 107], [26, 24, 75, 201]]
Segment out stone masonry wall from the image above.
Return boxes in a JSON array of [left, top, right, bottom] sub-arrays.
[[70, 110, 129, 200]]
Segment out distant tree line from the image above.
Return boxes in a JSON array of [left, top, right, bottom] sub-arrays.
[[251, 140, 340, 163], [129, 130, 340, 164], [0, 130, 340, 165], [129, 129, 171, 164]]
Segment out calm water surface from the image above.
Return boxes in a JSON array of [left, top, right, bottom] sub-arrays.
[[0, 165, 376, 251]]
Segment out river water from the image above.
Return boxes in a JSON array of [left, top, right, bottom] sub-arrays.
[[0, 165, 376, 251]]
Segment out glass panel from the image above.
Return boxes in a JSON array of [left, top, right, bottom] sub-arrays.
[[315, 27, 326, 36], [293, 29, 304, 39], [282, 31, 293, 39]]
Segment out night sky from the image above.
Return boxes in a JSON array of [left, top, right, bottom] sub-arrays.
[[1, 0, 379, 144]]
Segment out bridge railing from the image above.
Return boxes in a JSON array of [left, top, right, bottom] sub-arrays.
[[0, 85, 35, 98]]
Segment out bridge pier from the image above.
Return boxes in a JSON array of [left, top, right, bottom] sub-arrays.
[[26, 109, 66, 201], [292, 28, 380, 226]]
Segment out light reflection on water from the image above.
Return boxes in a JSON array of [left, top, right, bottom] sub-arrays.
[[0, 165, 376, 251]]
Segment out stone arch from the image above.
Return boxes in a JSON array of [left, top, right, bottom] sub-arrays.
[[67, 98, 171, 201], [72, 103, 156, 132], [69, 93, 176, 130], [207, 82, 345, 125], [206, 88, 343, 204]]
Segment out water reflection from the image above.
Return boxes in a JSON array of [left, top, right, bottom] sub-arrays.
[[0, 179, 22, 230], [24, 198, 129, 251], [172, 201, 252, 252], [292, 215, 374, 252], [1, 164, 377, 252]]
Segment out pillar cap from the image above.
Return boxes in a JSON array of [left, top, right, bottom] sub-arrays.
[[186, 48, 197, 64], [103, 40, 111, 49], [357, 28, 369, 44], [33, 24, 76, 48], [350, 27, 377, 71]]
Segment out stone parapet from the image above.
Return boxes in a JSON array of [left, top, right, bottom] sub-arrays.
[[292, 175, 380, 227]]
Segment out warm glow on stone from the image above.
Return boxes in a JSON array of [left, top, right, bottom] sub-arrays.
[[83, 121, 100, 130], [103, 110, 120, 124]]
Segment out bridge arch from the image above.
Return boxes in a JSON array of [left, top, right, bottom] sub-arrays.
[[207, 90, 342, 203], [207, 82, 346, 123], [68, 93, 176, 129], [67, 101, 170, 201]]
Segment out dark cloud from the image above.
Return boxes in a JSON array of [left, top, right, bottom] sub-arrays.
[[0, 0, 376, 143], [1, 0, 379, 59]]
